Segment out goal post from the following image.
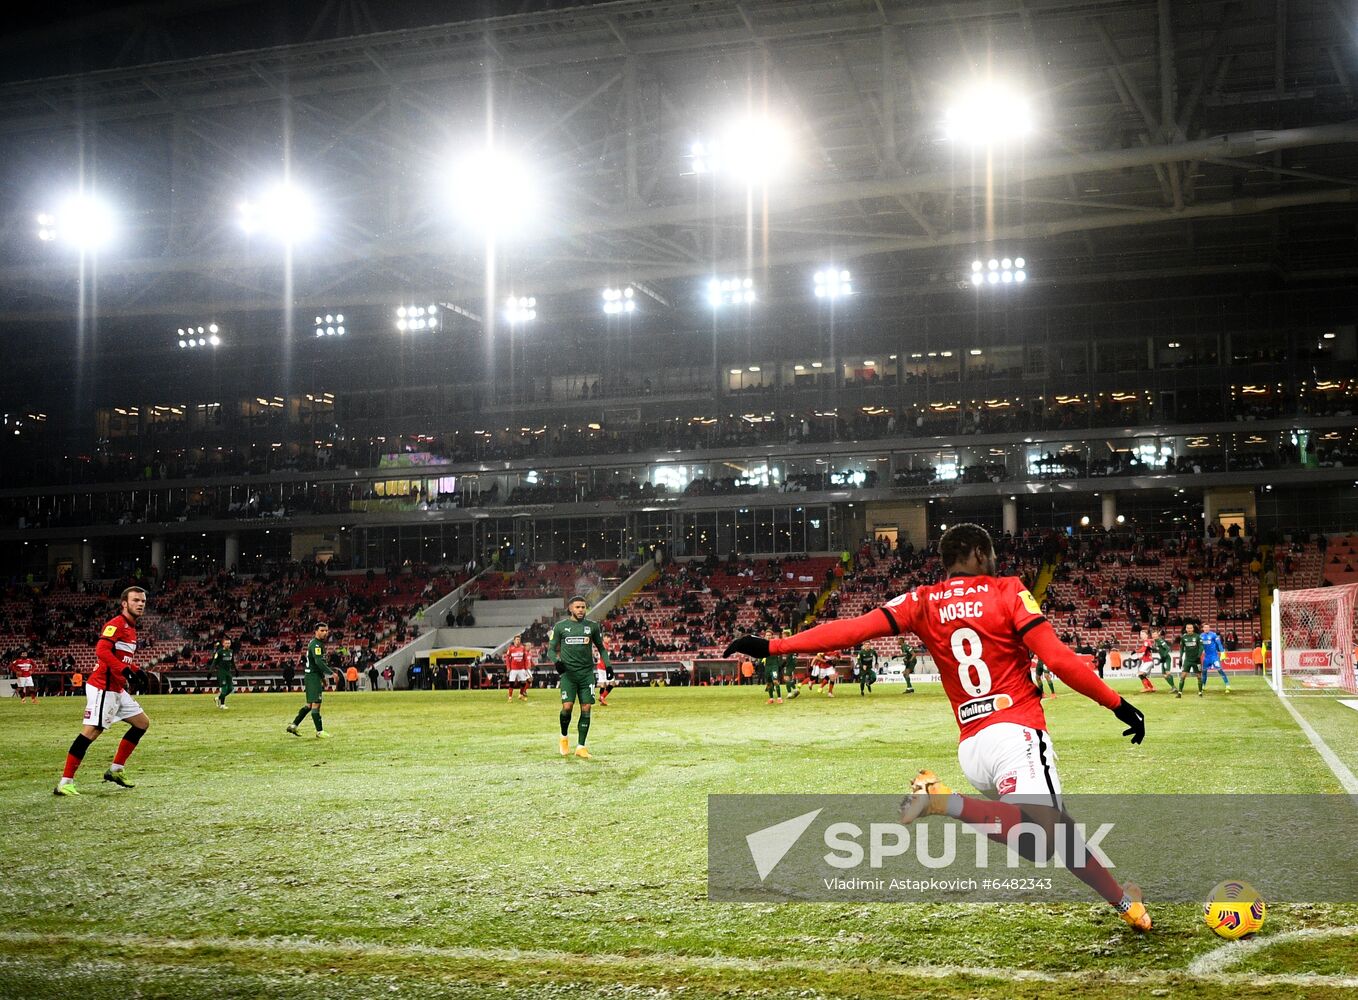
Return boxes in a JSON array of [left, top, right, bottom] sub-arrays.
[[1271, 583, 1358, 697]]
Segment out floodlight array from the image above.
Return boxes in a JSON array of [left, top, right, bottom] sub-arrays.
[[708, 277, 756, 307], [314, 313, 346, 338], [178, 323, 221, 349], [505, 296, 537, 324], [813, 269, 852, 299], [970, 257, 1027, 287], [396, 305, 441, 331], [602, 287, 636, 315]]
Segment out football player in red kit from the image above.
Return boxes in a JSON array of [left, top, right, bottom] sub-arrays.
[[10, 650, 38, 702], [725, 524, 1150, 931], [55, 586, 153, 796], [505, 635, 533, 702]]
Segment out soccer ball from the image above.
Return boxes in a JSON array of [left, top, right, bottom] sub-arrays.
[[1203, 880, 1267, 939]]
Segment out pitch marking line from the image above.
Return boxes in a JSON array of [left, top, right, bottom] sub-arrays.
[[1275, 695, 1358, 795], [1339, 699, 1358, 714], [1187, 923, 1358, 976], [0, 929, 1355, 989]]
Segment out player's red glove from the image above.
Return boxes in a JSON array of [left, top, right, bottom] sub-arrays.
[[1112, 698, 1145, 744]]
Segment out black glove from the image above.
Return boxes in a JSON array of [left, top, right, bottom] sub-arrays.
[[554, 661, 566, 675], [126, 667, 145, 696], [605, 664, 615, 680], [1112, 698, 1145, 745], [723, 634, 770, 660]]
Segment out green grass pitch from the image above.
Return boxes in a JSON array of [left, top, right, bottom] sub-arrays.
[[1, 676, 1354, 999]]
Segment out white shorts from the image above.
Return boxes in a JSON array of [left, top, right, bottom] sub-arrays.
[[508, 669, 532, 683], [957, 722, 1063, 806], [83, 683, 144, 729], [596, 669, 609, 687], [15, 676, 33, 688]]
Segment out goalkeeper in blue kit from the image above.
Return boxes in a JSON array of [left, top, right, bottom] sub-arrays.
[[1199, 628, 1231, 693]]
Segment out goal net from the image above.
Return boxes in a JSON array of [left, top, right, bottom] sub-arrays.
[[1271, 583, 1358, 696]]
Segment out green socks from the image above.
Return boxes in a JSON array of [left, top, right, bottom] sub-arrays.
[[292, 706, 310, 726], [311, 709, 323, 731], [560, 709, 572, 736], [577, 711, 591, 746]]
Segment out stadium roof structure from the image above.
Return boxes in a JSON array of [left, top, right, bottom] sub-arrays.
[[0, 0, 1355, 325]]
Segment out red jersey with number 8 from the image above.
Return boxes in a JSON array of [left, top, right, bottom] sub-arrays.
[[881, 575, 1047, 740]]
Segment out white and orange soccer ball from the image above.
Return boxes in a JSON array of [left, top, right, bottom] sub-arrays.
[[1203, 880, 1267, 939]]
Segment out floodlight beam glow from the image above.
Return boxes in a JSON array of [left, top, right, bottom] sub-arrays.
[[237, 183, 317, 243], [506, 295, 538, 324], [970, 256, 1026, 288], [448, 148, 538, 235], [813, 268, 852, 299], [943, 83, 1035, 145], [708, 276, 756, 308], [602, 287, 636, 315], [688, 116, 791, 180], [36, 194, 117, 249]]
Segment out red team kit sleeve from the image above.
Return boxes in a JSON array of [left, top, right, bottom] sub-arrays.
[[1021, 622, 1121, 709], [769, 606, 902, 655]]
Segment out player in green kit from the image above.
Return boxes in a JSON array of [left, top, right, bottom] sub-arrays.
[[1031, 656, 1056, 698], [900, 641, 917, 693], [1151, 629, 1177, 694], [856, 645, 877, 695], [549, 596, 610, 759], [287, 623, 335, 738], [212, 637, 236, 709], [1177, 622, 1204, 697], [780, 631, 800, 698], [761, 630, 784, 704]]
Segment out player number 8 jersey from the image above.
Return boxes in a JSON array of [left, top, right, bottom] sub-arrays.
[[881, 575, 1051, 739]]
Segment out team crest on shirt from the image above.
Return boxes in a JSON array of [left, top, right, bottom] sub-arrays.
[[957, 693, 1014, 724], [996, 772, 1018, 796]]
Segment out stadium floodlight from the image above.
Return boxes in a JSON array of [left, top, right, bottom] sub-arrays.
[[602, 286, 636, 315], [971, 256, 1026, 288], [943, 81, 1035, 145], [447, 147, 538, 236], [177, 322, 221, 349], [687, 117, 791, 180], [35, 194, 117, 250], [313, 312, 346, 338], [707, 276, 756, 308], [813, 268, 852, 300], [237, 182, 316, 244], [395, 304, 441, 332], [505, 296, 537, 324]]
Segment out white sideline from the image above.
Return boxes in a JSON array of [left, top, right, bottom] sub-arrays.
[[1339, 699, 1358, 714], [1275, 693, 1358, 795], [1, 929, 1357, 989], [1186, 923, 1358, 976]]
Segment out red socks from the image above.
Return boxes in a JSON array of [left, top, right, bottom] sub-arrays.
[[112, 738, 137, 766], [954, 795, 1124, 906]]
